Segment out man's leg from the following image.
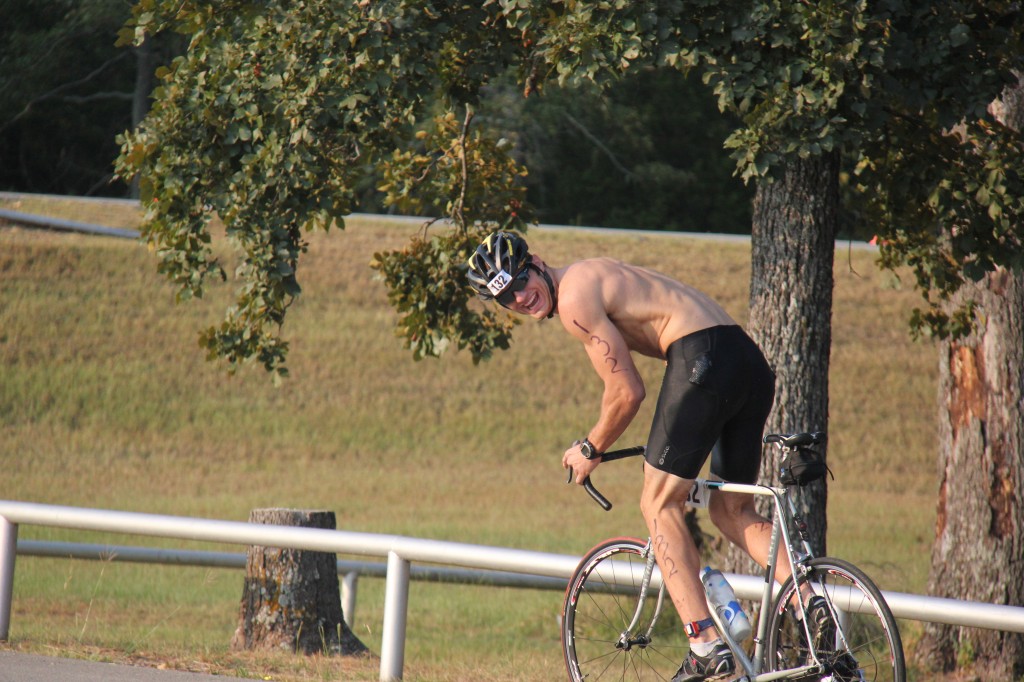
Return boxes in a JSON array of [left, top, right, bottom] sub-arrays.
[[707, 490, 776, 573], [640, 464, 717, 644], [642, 464, 738, 680]]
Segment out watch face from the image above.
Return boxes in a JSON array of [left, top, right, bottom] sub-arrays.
[[581, 440, 595, 459]]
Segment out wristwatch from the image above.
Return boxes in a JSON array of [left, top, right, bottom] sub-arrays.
[[578, 437, 599, 460]]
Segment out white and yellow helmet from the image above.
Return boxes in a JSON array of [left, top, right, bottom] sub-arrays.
[[466, 231, 532, 302]]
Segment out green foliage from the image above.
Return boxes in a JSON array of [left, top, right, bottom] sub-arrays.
[[118, 2, 366, 375], [688, 1, 876, 182], [116, 0, 522, 374], [843, 1, 1024, 337], [494, 0, 692, 86], [371, 229, 517, 363], [370, 110, 534, 362], [855, 116, 1024, 338], [375, 110, 533, 230]]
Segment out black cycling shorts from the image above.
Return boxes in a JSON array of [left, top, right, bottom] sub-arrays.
[[645, 325, 776, 483]]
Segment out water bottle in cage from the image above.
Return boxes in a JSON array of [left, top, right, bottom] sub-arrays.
[[700, 566, 752, 642]]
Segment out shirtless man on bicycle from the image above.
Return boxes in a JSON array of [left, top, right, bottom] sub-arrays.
[[467, 231, 827, 681]]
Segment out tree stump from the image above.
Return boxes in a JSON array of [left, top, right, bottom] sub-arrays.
[[231, 509, 368, 656]]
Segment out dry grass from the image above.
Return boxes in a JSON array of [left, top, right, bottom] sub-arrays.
[[0, 194, 939, 680]]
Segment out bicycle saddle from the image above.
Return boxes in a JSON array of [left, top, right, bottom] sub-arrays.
[[763, 432, 825, 448]]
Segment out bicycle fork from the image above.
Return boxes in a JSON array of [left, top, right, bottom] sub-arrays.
[[615, 540, 667, 651]]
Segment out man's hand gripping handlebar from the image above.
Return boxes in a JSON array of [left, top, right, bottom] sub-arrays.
[[565, 445, 646, 511]]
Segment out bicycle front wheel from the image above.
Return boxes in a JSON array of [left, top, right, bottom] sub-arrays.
[[561, 537, 687, 681], [767, 556, 905, 682]]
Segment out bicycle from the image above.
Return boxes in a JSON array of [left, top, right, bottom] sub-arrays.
[[561, 432, 905, 682]]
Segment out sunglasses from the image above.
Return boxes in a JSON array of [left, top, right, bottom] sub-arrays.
[[495, 268, 531, 307]]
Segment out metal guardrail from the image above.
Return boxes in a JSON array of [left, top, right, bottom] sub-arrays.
[[3, 500, 1024, 680], [14, 539, 568, 629], [0, 207, 140, 239], [0, 500, 583, 681], [0, 191, 880, 250]]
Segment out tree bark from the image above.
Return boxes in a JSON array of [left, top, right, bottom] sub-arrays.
[[231, 509, 368, 656], [724, 152, 839, 573], [916, 268, 1024, 677]]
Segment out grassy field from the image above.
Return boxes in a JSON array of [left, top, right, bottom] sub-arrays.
[[0, 194, 939, 680]]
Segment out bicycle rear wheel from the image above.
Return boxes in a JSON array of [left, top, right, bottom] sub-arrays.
[[766, 556, 905, 682], [561, 537, 688, 681]]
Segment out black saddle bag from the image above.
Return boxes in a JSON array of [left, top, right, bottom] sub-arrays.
[[779, 447, 832, 486]]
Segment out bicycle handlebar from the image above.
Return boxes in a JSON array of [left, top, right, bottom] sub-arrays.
[[566, 445, 646, 512]]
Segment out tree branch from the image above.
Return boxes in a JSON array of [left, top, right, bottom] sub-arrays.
[[455, 106, 474, 232], [0, 52, 130, 133], [561, 110, 638, 181], [60, 92, 134, 103]]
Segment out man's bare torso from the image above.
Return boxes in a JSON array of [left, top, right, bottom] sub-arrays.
[[557, 258, 736, 359]]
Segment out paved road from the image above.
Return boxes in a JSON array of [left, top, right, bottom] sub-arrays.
[[0, 651, 261, 682]]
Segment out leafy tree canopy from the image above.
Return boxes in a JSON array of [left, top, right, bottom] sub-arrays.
[[117, 1, 532, 376], [116, 0, 1024, 375]]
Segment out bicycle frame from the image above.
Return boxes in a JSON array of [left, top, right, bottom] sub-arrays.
[[696, 479, 821, 681]]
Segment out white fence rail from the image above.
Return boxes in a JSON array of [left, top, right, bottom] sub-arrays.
[[3, 500, 1024, 680], [13, 539, 569, 631]]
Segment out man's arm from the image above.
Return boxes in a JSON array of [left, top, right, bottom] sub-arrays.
[[558, 269, 646, 482]]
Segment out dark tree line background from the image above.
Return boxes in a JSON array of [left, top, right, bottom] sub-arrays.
[[1, 0, 758, 235], [2, 1, 143, 196]]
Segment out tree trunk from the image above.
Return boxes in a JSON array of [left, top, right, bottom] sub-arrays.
[[916, 74, 1024, 678], [915, 268, 1024, 677], [129, 37, 156, 200], [132, 37, 155, 131], [231, 509, 368, 656], [724, 152, 839, 573], [917, 266, 1024, 675]]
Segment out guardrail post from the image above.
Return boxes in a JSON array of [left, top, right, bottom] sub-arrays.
[[0, 517, 17, 641], [380, 551, 410, 681], [341, 571, 359, 628]]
